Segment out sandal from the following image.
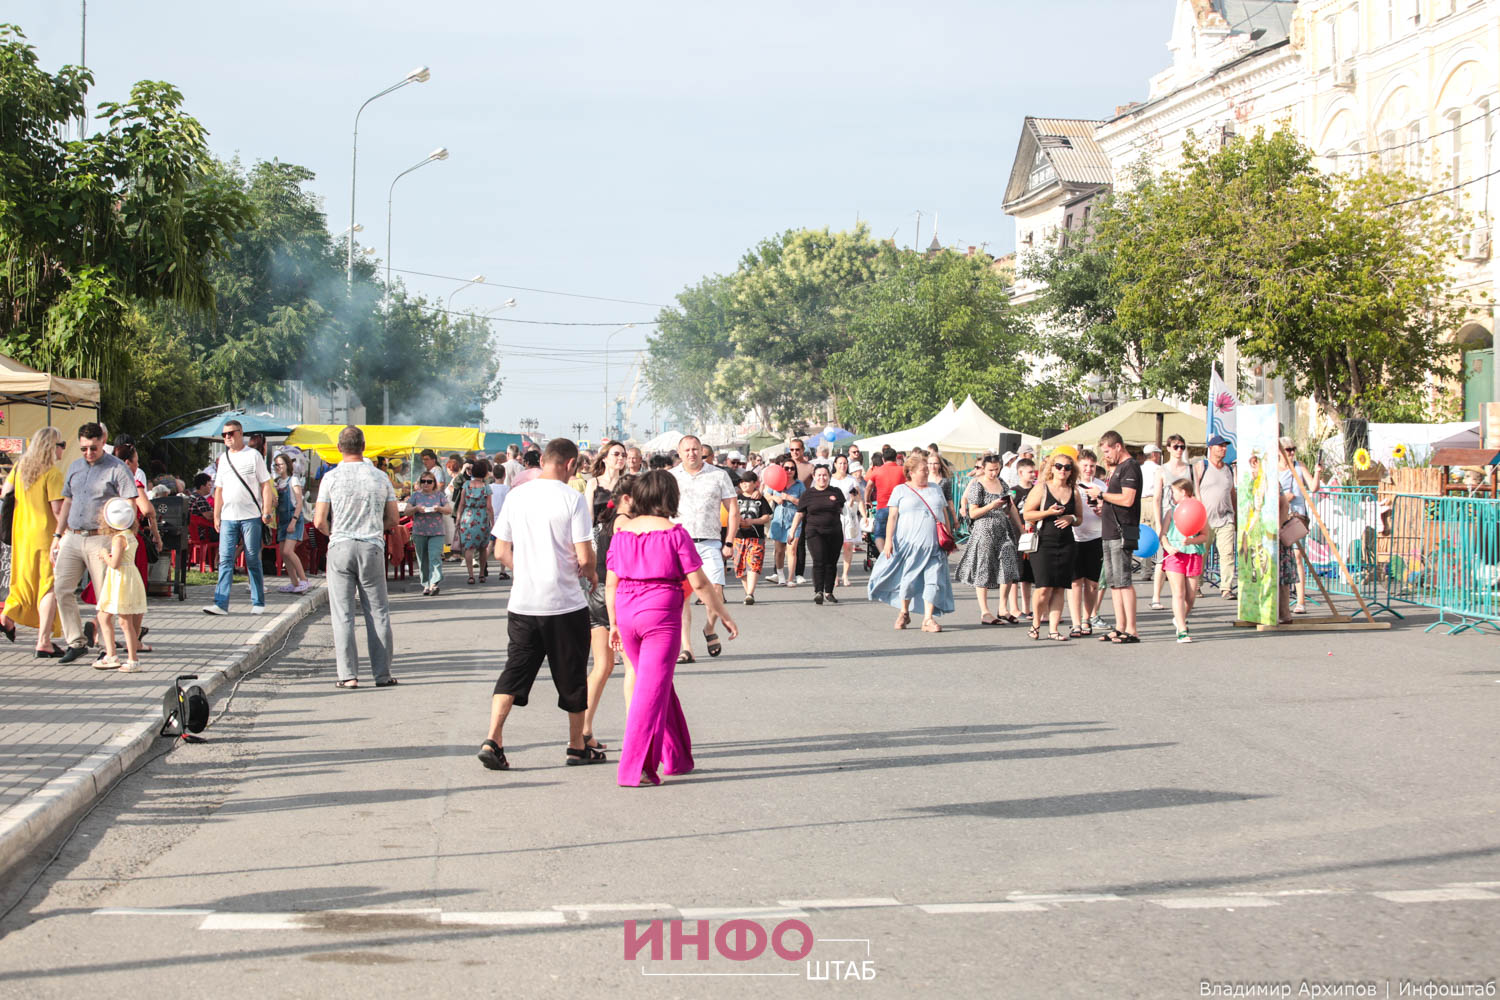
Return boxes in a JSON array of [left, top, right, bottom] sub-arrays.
[[566, 745, 608, 766], [999, 615, 1018, 624], [1109, 633, 1141, 644], [467, 575, 476, 585], [1069, 627, 1085, 638], [118, 660, 141, 673], [582, 732, 609, 751], [1098, 629, 1124, 642], [1292, 604, 1307, 615], [980, 614, 998, 625], [677, 649, 695, 664], [1, 622, 14, 642], [703, 631, 722, 657], [477, 739, 509, 770], [1028, 625, 1041, 640], [894, 612, 910, 630], [375, 677, 399, 687], [93, 655, 121, 670], [335, 678, 358, 688], [1149, 602, 1165, 611], [921, 619, 942, 633], [1049, 631, 1069, 641]]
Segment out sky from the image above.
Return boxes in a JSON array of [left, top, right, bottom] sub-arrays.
[[13, 0, 1173, 442]]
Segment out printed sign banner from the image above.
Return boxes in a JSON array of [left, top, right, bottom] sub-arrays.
[[1207, 367, 1240, 464], [1235, 403, 1279, 626]]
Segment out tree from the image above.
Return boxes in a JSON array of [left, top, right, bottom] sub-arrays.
[[644, 273, 737, 427], [827, 250, 1041, 432], [712, 225, 897, 429], [0, 25, 253, 409]]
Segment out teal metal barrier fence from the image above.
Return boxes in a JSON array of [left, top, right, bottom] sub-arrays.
[[1385, 492, 1500, 634], [1307, 486, 1398, 618]]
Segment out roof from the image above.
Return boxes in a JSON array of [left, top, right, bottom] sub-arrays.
[[1002, 118, 1112, 211], [854, 396, 1039, 457], [1215, 0, 1295, 47], [0, 353, 100, 406], [1040, 399, 1206, 450]]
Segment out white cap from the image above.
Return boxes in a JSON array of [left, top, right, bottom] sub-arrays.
[[104, 497, 136, 531], [1144, 442, 1162, 454], [1001, 451, 1018, 464]]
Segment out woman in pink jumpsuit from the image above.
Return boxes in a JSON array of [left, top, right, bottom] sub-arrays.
[[606, 471, 738, 787]]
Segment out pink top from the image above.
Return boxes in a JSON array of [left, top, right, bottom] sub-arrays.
[[607, 523, 703, 588]]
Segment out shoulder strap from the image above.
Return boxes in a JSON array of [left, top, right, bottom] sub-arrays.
[[221, 453, 262, 514]]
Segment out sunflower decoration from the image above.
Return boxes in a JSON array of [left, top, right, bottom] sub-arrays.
[[1392, 443, 1408, 462], [1353, 448, 1372, 471]]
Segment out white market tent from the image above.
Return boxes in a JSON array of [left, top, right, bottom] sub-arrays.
[[640, 429, 687, 454], [854, 396, 1039, 460]]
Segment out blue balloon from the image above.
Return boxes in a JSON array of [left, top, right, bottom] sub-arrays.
[[1134, 525, 1159, 559]]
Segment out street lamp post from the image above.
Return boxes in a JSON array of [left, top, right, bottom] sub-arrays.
[[602, 323, 636, 442], [348, 66, 430, 290], [382, 147, 449, 422], [446, 275, 486, 314]]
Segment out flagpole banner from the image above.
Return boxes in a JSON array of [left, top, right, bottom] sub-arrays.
[[1236, 403, 1279, 626], [1208, 367, 1239, 464]]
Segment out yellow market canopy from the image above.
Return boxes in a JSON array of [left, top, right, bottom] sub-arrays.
[[285, 424, 484, 462], [1040, 399, 1206, 451]]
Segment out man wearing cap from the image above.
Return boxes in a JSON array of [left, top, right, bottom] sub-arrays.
[[1196, 435, 1238, 599], [50, 422, 158, 664], [1000, 446, 1035, 489]]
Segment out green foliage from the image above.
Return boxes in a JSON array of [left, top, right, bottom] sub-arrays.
[[644, 273, 736, 427], [1029, 128, 1470, 421], [827, 250, 1038, 430], [0, 25, 253, 409]]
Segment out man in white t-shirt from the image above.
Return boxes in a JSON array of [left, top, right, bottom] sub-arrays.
[[671, 435, 738, 661], [204, 419, 275, 616], [479, 438, 602, 771]]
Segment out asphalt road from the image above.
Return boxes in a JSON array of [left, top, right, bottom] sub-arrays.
[[0, 564, 1496, 999]]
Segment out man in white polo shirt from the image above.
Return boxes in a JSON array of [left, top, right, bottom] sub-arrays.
[[670, 435, 738, 660]]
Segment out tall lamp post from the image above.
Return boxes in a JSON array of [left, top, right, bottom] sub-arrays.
[[381, 147, 449, 421], [602, 323, 636, 441], [446, 274, 486, 313], [348, 66, 430, 289]]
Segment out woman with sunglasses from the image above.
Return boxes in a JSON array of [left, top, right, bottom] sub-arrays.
[[764, 455, 805, 587], [1, 427, 67, 655], [1023, 454, 1082, 640], [408, 470, 451, 595], [1150, 435, 1193, 612]]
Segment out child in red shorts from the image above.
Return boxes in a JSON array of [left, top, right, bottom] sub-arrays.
[[731, 473, 772, 604]]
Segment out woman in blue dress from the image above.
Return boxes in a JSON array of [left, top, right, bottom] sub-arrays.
[[764, 456, 805, 587], [867, 450, 956, 632]]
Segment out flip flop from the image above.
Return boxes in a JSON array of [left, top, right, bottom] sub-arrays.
[[335, 678, 358, 688]]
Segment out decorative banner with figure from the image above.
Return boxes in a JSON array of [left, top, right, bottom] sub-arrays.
[[1235, 403, 1279, 625], [1208, 367, 1240, 464]]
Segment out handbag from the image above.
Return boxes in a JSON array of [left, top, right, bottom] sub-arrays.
[[0, 488, 14, 546], [911, 487, 958, 553], [1017, 529, 1040, 554], [1279, 513, 1310, 547]]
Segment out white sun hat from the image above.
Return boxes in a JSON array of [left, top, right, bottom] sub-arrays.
[[103, 497, 137, 531]]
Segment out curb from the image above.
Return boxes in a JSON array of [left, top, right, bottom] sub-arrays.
[[0, 583, 330, 880]]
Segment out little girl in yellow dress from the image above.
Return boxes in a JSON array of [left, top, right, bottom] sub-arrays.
[[92, 498, 147, 672]]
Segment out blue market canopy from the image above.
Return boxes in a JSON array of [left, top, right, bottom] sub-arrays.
[[162, 410, 294, 440]]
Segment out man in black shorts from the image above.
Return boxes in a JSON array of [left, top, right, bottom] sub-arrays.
[[1085, 430, 1142, 643], [478, 438, 605, 770]]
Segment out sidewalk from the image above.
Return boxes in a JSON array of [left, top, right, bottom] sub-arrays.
[[0, 581, 328, 875]]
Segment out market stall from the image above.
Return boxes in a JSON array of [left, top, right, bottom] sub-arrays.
[[1041, 399, 1206, 453], [0, 353, 102, 458]]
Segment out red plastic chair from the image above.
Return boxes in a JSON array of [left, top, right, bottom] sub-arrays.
[[188, 516, 219, 572]]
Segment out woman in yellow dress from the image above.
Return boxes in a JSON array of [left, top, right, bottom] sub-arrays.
[[1, 427, 67, 656]]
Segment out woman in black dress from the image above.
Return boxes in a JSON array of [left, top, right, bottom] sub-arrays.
[[790, 464, 847, 605], [1023, 455, 1082, 641]]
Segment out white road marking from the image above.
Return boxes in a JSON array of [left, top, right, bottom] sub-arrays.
[[1150, 896, 1279, 909], [777, 897, 902, 909], [93, 907, 215, 916], [1007, 893, 1126, 904], [677, 906, 808, 920], [438, 910, 567, 926], [919, 902, 1049, 914], [552, 903, 675, 917], [1443, 881, 1500, 888], [1373, 888, 1500, 903], [200, 913, 303, 930]]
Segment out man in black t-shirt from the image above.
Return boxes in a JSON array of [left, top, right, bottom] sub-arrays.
[[1084, 430, 1142, 642]]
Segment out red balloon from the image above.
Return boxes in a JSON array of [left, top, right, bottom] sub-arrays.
[[1173, 497, 1208, 537], [762, 464, 789, 492]]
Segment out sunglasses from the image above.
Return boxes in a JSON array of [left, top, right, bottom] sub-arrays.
[[1170, 444, 1185, 451], [223, 431, 241, 438], [419, 479, 435, 484], [1053, 463, 1074, 472]]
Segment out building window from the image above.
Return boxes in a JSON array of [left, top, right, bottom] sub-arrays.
[[1082, 206, 1092, 228], [1405, 121, 1423, 176], [1447, 109, 1464, 207], [1380, 129, 1398, 171]]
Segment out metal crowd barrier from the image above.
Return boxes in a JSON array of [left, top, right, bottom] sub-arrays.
[[1385, 492, 1500, 634], [1306, 486, 1396, 617]]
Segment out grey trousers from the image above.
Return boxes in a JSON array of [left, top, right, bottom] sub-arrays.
[[1211, 520, 1236, 592], [327, 540, 393, 683]]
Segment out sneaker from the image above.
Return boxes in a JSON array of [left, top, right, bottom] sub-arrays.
[[744, 596, 755, 606], [794, 576, 807, 585], [763, 573, 779, 583], [202, 605, 228, 616], [293, 580, 312, 594], [276, 584, 296, 593], [814, 592, 824, 605], [825, 593, 839, 605], [1089, 615, 1108, 629], [250, 605, 267, 616]]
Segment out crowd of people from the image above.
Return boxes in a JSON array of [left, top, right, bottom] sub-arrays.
[[5, 417, 1333, 787]]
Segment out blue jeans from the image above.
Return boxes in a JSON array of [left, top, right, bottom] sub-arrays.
[[215, 517, 266, 610]]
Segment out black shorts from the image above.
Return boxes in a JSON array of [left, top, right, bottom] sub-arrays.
[[1073, 538, 1103, 581], [584, 580, 609, 630], [493, 608, 591, 711]]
